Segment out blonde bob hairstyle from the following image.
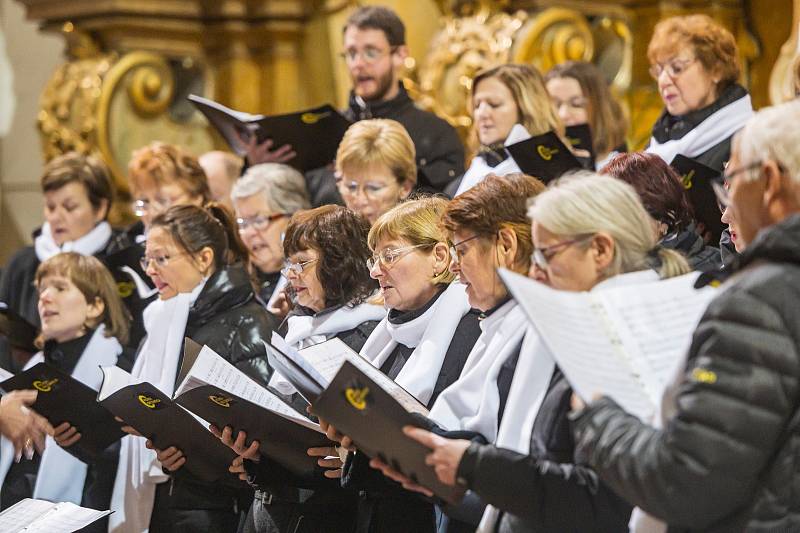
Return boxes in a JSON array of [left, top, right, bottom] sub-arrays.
[[335, 119, 417, 187], [368, 196, 455, 285], [35, 252, 130, 347], [471, 64, 564, 149], [528, 172, 690, 280]]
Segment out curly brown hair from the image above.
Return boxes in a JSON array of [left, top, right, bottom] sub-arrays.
[[128, 142, 211, 202], [283, 205, 376, 308], [441, 173, 545, 270]]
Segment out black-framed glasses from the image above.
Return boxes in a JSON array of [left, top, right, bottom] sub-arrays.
[[649, 57, 697, 80], [140, 252, 188, 271], [531, 235, 594, 270], [367, 244, 430, 270], [281, 258, 317, 277], [712, 161, 766, 208], [449, 234, 481, 265], [236, 213, 287, 233]]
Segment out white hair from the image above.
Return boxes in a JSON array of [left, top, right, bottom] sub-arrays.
[[528, 171, 690, 279], [231, 163, 311, 214], [736, 100, 800, 182]]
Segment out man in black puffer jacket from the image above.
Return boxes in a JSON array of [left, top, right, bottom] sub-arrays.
[[571, 100, 800, 532]]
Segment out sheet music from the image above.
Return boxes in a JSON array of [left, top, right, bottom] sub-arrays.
[[0, 498, 111, 532], [175, 344, 320, 431], [499, 269, 716, 421], [271, 333, 332, 387], [97, 366, 138, 402], [0, 367, 13, 381]]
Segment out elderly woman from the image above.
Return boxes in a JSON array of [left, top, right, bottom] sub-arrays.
[[0, 253, 129, 533], [452, 64, 564, 196], [377, 174, 690, 532], [645, 15, 752, 172], [0, 152, 145, 364], [231, 163, 311, 308], [109, 204, 276, 533], [335, 119, 417, 225], [602, 152, 720, 271], [545, 61, 628, 169]]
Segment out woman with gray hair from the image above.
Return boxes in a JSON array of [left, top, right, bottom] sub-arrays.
[[231, 163, 311, 309]]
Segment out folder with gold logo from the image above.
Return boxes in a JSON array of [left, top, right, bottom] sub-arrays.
[[669, 154, 725, 244], [506, 130, 584, 184]]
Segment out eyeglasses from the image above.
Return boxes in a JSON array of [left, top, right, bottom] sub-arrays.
[[281, 258, 317, 277], [531, 235, 594, 270], [711, 160, 781, 208], [236, 213, 287, 233], [339, 46, 396, 65], [367, 244, 430, 270], [551, 97, 588, 111], [649, 58, 696, 80], [140, 252, 188, 271], [336, 178, 391, 198], [449, 234, 481, 265]]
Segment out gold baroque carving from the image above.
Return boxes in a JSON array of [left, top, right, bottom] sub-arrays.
[[512, 7, 594, 71]]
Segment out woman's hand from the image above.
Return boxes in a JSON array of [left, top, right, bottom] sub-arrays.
[[266, 288, 292, 319], [210, 424, 260, 461], [403, 427, 470, 487], [146, 440, 186, 472], [369, 456, 434, 497], [53, 422, 82, 448], [236, 129, 296, 166], [307, 446, 344, 479], [316, 414, 355, 451], [229, 455, 250, 482], [115, 416, 142, 437], [0, 390, 52, 459]]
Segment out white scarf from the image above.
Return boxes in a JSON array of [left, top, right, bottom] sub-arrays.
[[360, 283, 471, 406], [108, 280, 205, 533], [0, 326, 121, 505], [34, 221, 112, 262], [455, 124, 530, 196], [428, 300, 529, 440], [645, 94, 754, 164], [119, 266, 158, 300], [269, 301, 387, 394]]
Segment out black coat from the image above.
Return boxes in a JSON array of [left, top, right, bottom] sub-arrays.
[[147, 264, 278, 532], [571, 213, 800, 532], [660, 226, 721, 273], [650, 83, 748, 173], [454, 369, 632, 532]]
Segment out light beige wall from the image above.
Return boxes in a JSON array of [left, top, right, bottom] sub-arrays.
[[0, 0, 63, 264]]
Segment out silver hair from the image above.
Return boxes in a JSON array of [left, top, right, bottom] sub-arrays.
[[736, 100, 800, 183], [231, 163, 311, 214]]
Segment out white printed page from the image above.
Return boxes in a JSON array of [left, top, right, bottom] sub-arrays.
[[175, 344, 320, 432], [499, 269, 715, 421], [0, 366, 13, 381], [97, 366, 137, 402], [272, 332, 332, 387], [0, 498, 111, 532]]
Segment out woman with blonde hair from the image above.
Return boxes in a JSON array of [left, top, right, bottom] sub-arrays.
[[0, 252, 129, 533], [335, 118, 417, 224], [452, 63, 563, 196], [374, 173, 690, 532]]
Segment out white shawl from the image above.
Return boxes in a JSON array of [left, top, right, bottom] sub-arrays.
[[108, 280, 205, 533], [34, 221, 112, 262], [360, 283, 471, 406], [0, 326, 122, 505], [646, 94, 754, 165], [455, 124, 530, 197]]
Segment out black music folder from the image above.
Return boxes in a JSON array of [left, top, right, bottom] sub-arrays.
[[0, 363, 124, 457], [506, 131, 584, 184], [669, 154, 725, 243], [172, 339, 328, 476], [311, 360, 462, 504], [97, 367, 235, 483], [189, 94, 352, 172], [565, 123, 595, 165], [0, 304, 37, 354]]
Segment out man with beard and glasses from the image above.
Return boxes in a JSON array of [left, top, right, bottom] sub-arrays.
[[243, 6, 465, 203]]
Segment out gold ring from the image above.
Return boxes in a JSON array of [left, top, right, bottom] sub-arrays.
[[24, 438, 32, 449]]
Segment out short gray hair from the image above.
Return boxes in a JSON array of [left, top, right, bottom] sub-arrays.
[[736, 100, 800, 182], [231, 163, 311, 214]]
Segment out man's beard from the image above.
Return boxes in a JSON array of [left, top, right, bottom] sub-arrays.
[[356, 69, 396, 103]]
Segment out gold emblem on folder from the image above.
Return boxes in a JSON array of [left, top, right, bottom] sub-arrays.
[[691, 367, 717, 384], [537, 145, 558, 161], [209, 395, 233, 408], [117, 281, 135, 298], [138, 394, 161, 409], [682, 170, 695, 190], [345, 386, 370, 410], [301, 111, 331, 124], [32, 379, 58, 393]]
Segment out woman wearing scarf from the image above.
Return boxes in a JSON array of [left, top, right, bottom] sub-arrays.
[[0, 153, 145, 367], [375, 174, 692, 532], [109, 204, 276, 533], [450, 64, 563, 197], [219, 205, 382, 533], [0, 253, 129, 533], [331, 196, 482, 532]]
